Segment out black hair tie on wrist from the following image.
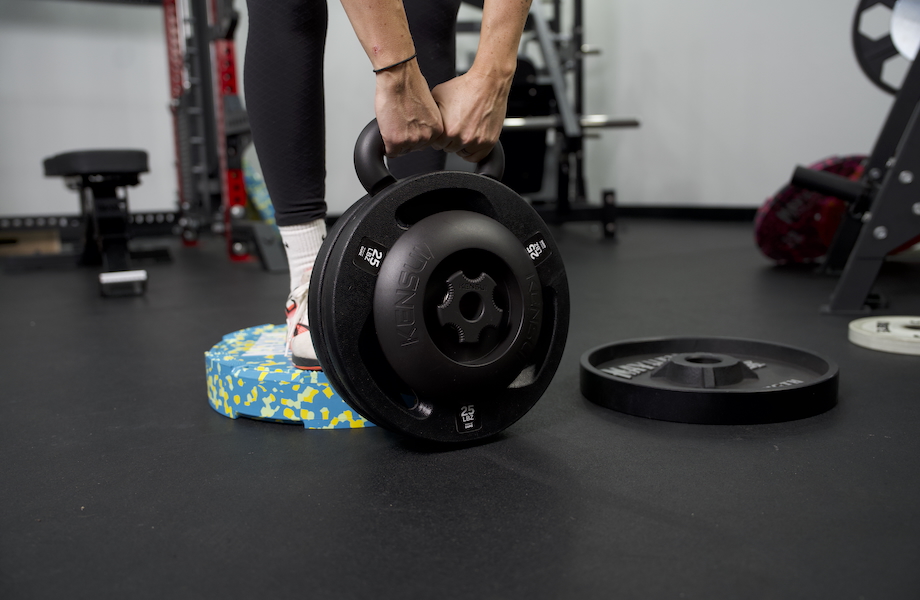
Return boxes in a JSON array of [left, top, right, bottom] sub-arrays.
[[373, 53, 418, 74]]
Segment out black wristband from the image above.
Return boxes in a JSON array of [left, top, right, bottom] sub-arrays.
[[372, 53, 418, 74]]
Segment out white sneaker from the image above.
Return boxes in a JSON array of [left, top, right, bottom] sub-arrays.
[[285, 280, 321, 370]]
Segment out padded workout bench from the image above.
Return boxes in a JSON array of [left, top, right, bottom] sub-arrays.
[[43, 149, 156, 297]]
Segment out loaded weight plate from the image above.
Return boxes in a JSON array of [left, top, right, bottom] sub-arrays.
[[309, 121, 570, 443], [849, 315, 920, 355], [372, 209, 545, 400], [581, 337, 838, 424], [307, 190, 383, 425]]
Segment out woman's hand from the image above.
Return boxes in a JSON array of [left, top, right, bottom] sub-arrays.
[[431, 70, 511, 163], [339, 0, 530, 162], [374, 61, 444, 158]]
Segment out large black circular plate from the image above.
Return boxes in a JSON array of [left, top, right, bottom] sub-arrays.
[[581, 337, 838, 425], [373, 210, 543, 399], [308, 195, 380, 424], [853, 0, 903, 95], [310, 171, 569, 443]]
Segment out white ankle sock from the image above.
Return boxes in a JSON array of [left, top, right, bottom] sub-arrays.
[[279, 219, 327, 292]]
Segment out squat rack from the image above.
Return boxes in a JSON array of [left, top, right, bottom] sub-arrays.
[[498, 0, 640, 236], [1, 0, 255, 267], [162, 0, 252, 260]]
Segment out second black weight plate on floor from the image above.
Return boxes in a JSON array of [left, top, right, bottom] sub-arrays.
[[580, 337, 838, 425]]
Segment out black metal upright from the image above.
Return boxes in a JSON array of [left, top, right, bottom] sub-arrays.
[[571, 0, 588, 203], [822, 18, 920, 273], [824, 54, 920, 312], [517, 0, 634, 237]]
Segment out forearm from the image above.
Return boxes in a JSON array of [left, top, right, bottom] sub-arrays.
[[338, 0, 416, 70], [470, 0, 533, 82], [338, 0, 443, 156], [429, 0, 532, 161]]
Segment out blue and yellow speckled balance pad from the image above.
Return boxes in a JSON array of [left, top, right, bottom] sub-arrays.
[[205, 324, 374, 429]]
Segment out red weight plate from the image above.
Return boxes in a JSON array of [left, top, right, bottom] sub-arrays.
[[755, 155, 867, 263]]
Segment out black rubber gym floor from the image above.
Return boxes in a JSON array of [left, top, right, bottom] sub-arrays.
[[2, 219, 918, 599]]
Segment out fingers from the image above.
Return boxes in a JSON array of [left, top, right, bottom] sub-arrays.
[[456, 144, 493, 164], [380, 120, 444, 158], [429, 75, 504, 163], [376, 70, 503, 162], [374, 65, 443, 158], [381, 123, 446, 158], [386, 126, 496, 162], [382, 135, 430, 159], [432, 123, 497, 163], [431, 130, 464, 155]]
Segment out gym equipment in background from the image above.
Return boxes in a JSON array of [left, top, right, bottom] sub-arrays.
[[768, 0, 920, 313], [755, 155, 867, 264], [163, 0, 253, 259], [461, 0, 639, 237], [205, 324, 374, 429], [307, 121, 570, 443], [2, 0, 275, 276], [221, 150, 288, 273], [848, 315, 920, 354], [167, 0, 284, 267], [581, 338, 839, 425], [40, 150, 170, 296], [854, 0, 919, 94], [500, 57, 555, 197]]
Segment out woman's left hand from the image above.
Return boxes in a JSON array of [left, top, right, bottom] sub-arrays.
[[430, 70, 511, 163]]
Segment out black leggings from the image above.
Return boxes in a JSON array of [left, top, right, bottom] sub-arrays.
[[245, 0, 462, 226]]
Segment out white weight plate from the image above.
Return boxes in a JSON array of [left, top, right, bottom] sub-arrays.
[[848, 316, 920, 355]]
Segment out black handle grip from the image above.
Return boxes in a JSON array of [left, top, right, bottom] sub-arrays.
[[354, 120, 506, 196], [791, 166, 868, 203]]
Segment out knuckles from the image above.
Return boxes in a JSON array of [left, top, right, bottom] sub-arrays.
[[383, 124, 445, 157]]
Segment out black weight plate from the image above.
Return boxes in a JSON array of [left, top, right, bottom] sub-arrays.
[[852, 0, 901, 95], [319, 190, 412, 429], [373, 210, 544, 399], [317, 181, 439, 430], [312, 170, 569, 443], [314, 189, 447, 430], [309, 194, 383, 426], [581, 337, 838, 425]]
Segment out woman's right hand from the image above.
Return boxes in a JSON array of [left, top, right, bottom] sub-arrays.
[[374, 60, 444, 158]]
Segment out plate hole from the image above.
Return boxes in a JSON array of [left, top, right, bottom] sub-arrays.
[[459, 292, 484, 321], [685, 355, 722, 364]]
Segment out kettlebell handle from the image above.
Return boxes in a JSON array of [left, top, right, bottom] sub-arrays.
[[354, 120, 505, 196]]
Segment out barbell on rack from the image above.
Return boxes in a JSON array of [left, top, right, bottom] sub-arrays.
[[502, 115, 640, 131]]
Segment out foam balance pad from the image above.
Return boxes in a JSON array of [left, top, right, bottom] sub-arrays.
[[205, 324, 373, 429]]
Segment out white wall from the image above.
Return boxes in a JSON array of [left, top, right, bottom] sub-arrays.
[[580, 0, 894, 207], [0, 0, 902, 218], [312, 2, 377, 213], [0, 0, 176, 217], [320, 0, 898, 211]]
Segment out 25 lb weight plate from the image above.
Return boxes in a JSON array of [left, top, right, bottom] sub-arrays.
[[374, 209, 544, 398], [581, 337, 839, 424], [309, 121, 570, 443]]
